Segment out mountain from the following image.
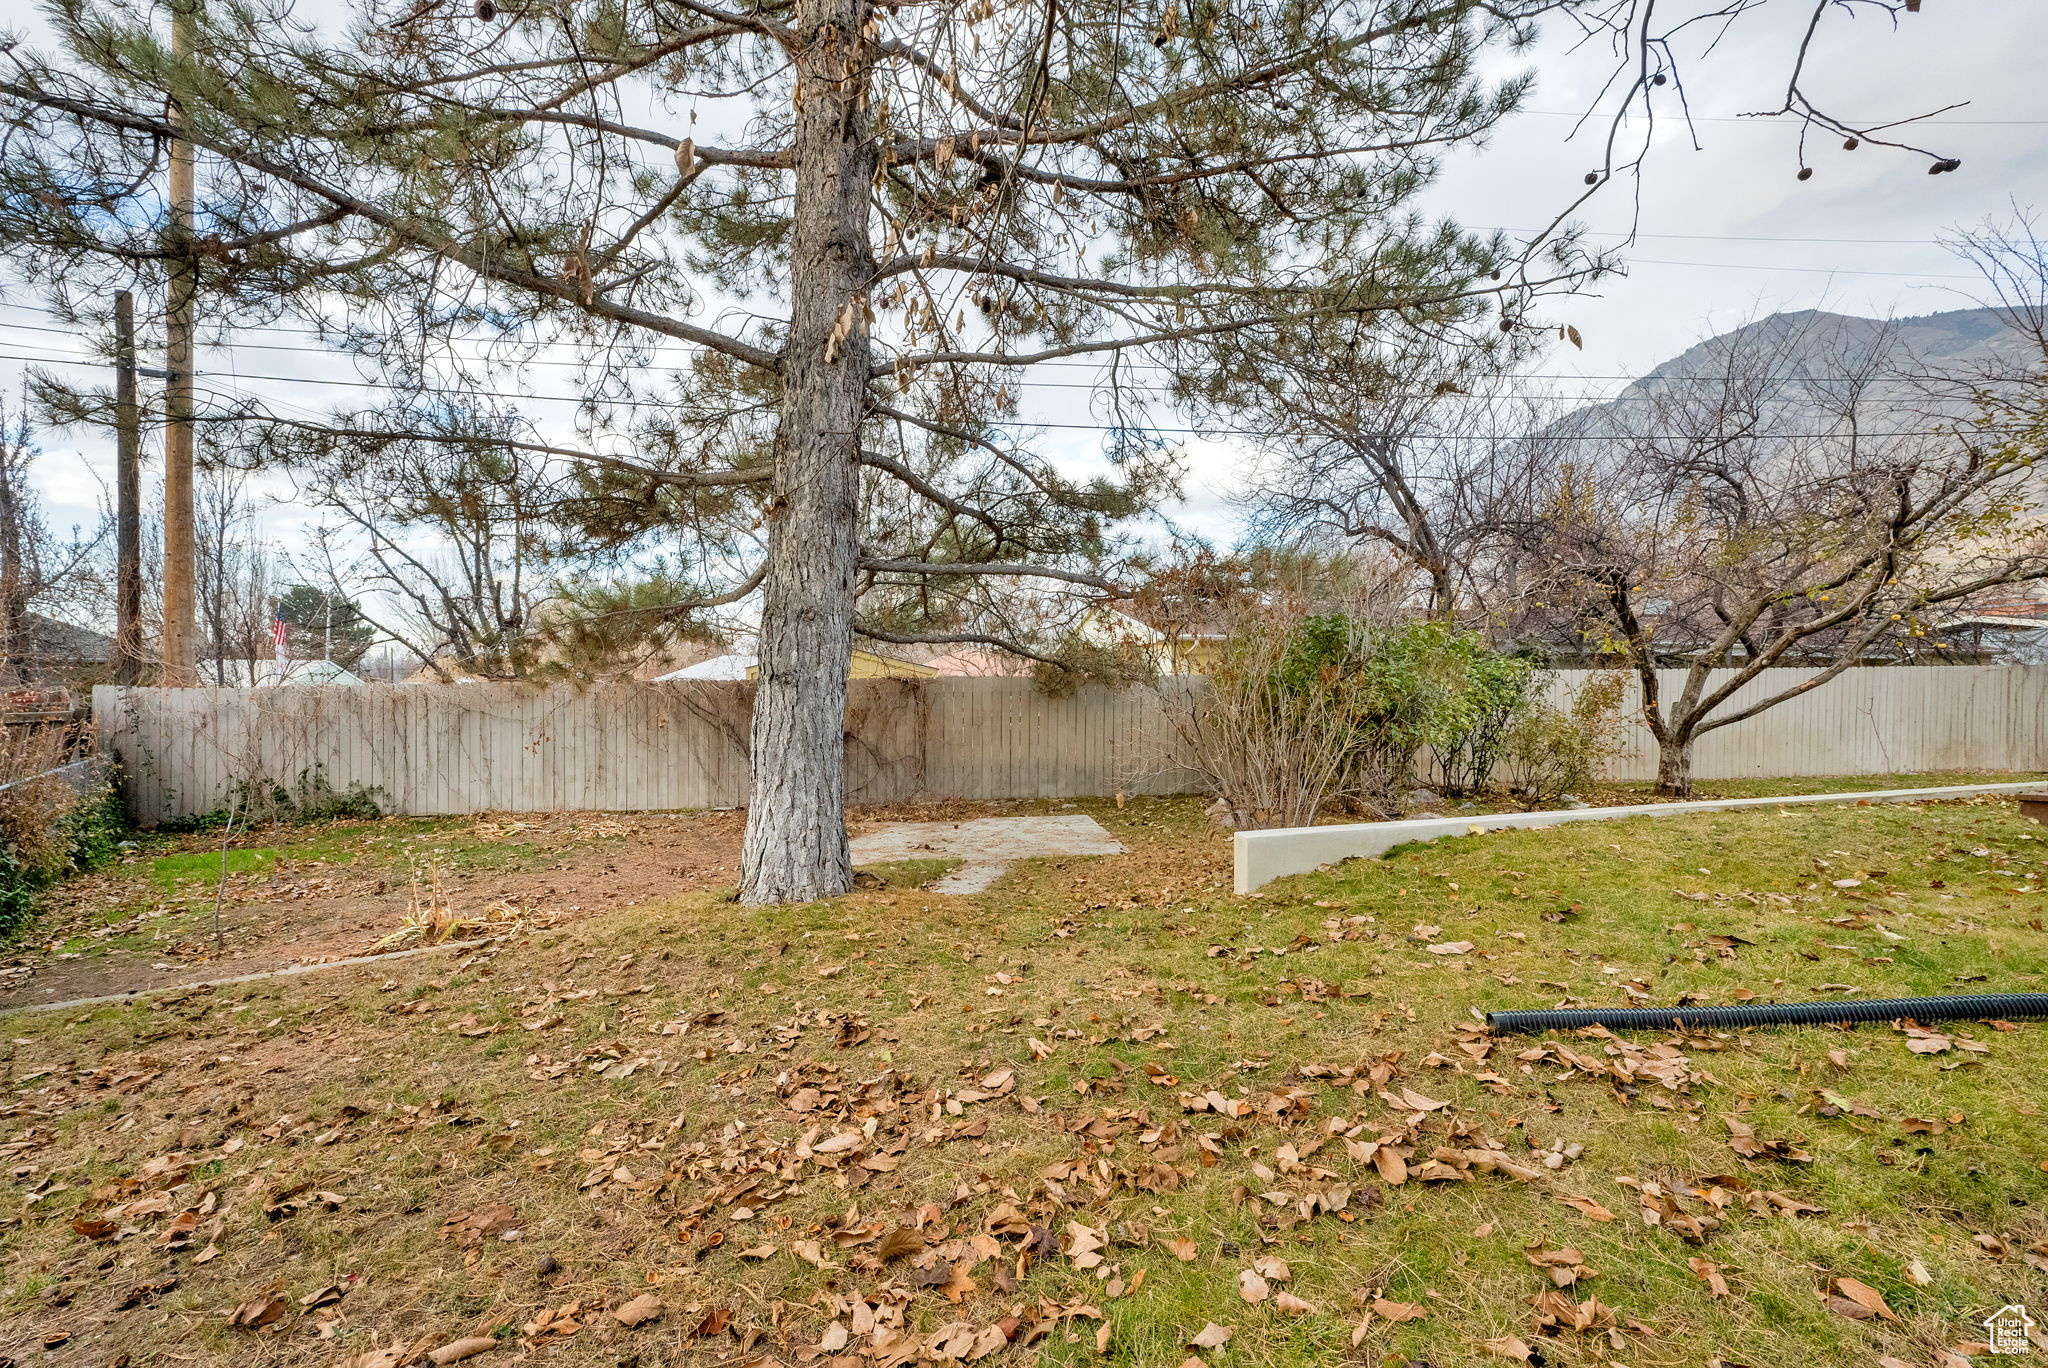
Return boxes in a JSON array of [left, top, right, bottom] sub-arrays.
[[1551, 306, 2042, 479]]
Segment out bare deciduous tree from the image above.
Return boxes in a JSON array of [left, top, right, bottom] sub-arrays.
[[1513, 304, 2048, 797]]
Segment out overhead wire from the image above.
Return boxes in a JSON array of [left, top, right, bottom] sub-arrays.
[[0, 348, 2007, 442]]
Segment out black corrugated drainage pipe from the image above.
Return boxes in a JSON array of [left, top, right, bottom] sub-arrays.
[[1485, 993, 2048, 1035]]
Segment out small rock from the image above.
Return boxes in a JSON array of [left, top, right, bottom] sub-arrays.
[[536, 1253, 560, 1278]]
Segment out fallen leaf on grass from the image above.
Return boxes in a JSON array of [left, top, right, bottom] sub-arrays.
[[1383, 1087, 1449, 1112], [1251, 1255, 1291, 1281], [70, 1215, 119, 1241], [1825, 1277, 1901, 1323], [441, 1204, 521, 1247], [1527, 1291, 1617, 1334], [1482, 1336, 1534, 1362], [225, 1293, 289, 1329], [1370, 1299, 1428, 1323], [1236, 1270, 1269, 1304], [1426, 942, 1474, 956], [1168, 1236, 1199, 1262], [877, 1226, 925, 1261], [333, 1351, 407, 1368], [428, 1339, 497, 1366], [613, 1294, 664, 1327], [1687, 1258, 1731, 1297], [1904, 1259, 1934, 1287], [1524, 1244, 1595, 1287], [1189, 1323, 1233, 1350], [1556, 1194, 1616, 1222], [1272, 1291, 1318, 1316], [1725, 1117, 1813, 1163]]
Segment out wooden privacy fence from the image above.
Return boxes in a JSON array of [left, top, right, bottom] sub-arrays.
[[94, 666, 2048, 824]]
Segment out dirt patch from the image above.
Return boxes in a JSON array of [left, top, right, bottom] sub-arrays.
[[0, 798, 1130, 1010], [0, 810, 743, 1010]]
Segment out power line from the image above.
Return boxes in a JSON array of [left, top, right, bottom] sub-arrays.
[[1517, 109, 2048, 127], [0, 314, 2005, 386], [0, 348, 2004, 443], [0, 340, 1991, 404]]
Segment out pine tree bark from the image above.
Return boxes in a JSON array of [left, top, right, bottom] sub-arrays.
[[737, 0, 876, 904]]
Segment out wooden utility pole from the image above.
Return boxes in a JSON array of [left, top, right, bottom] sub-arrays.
[[113, 290, 144, 684], [160, 0, 198, 685]]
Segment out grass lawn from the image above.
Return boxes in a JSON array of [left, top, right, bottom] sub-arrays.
[[2, 782, 2045, 1368]]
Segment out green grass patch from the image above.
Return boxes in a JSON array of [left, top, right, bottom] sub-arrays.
[[148, 847, 280, 886], [5, 787, 2045, 1368], [856, 857, 961, 889]]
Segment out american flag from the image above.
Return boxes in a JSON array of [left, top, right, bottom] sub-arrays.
[[272, 607, 289, 669]]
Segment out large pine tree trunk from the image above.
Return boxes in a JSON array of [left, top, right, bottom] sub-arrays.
[[737, 0, 876, 904]]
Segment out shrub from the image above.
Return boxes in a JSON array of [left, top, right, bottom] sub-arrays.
[[161, 766, 383, 832], [0, 731, 128, 939], [1497, 670, 1628, 808], [1162, 608, 1370, 830], [1165, 611, 1516, 827], [1426, 651, 1542, 797]]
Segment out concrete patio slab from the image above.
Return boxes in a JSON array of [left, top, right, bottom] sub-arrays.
[[851, 814, 1125, 894]]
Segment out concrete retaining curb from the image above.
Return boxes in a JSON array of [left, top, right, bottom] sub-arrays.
[[1232, 781, 2048, 894]]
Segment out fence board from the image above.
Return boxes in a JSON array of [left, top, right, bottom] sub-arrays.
[[92, 666, 2048, 824]]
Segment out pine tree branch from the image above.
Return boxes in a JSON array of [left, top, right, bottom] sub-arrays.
[[860, 558, 1121, 591], [0, 77, 787, 375], [853, 620, 1065, 668]]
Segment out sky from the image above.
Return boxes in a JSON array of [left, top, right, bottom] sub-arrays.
[[5, 0, 2047, 574]]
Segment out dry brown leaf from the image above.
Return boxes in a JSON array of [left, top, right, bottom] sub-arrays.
[[1251, 1255, 1291, 1281], [226, 1293, 289, 1330], [1828, 1277, 1901, 1324], [612, 1294, 664, 1328], [1370, 1299, 1427, 1323], [1482, 1336, 1534, 1362], [1189, 1323, 1233, 1350], [428, 1339, 498, 1366], [1236, 1270, 1270, 1304], [1556, 1194, 1616, 1222], [333, 1352, 407, 1368], [1168, 1236, 1199, 1262], [1272, 1291, 1318, 1316], [1687, 1258, 1731, 1298], [877, 1226, 925, 1261], [1523, 1244, 1595, 1287]]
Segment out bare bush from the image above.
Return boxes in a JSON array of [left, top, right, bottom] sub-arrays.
[[1497, 671, 1628, 809], [1159, 608, 1368, 831], [0, 726, 80, 883]]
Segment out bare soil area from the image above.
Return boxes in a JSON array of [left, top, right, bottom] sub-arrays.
[[0, 799, 1143, 1011]]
